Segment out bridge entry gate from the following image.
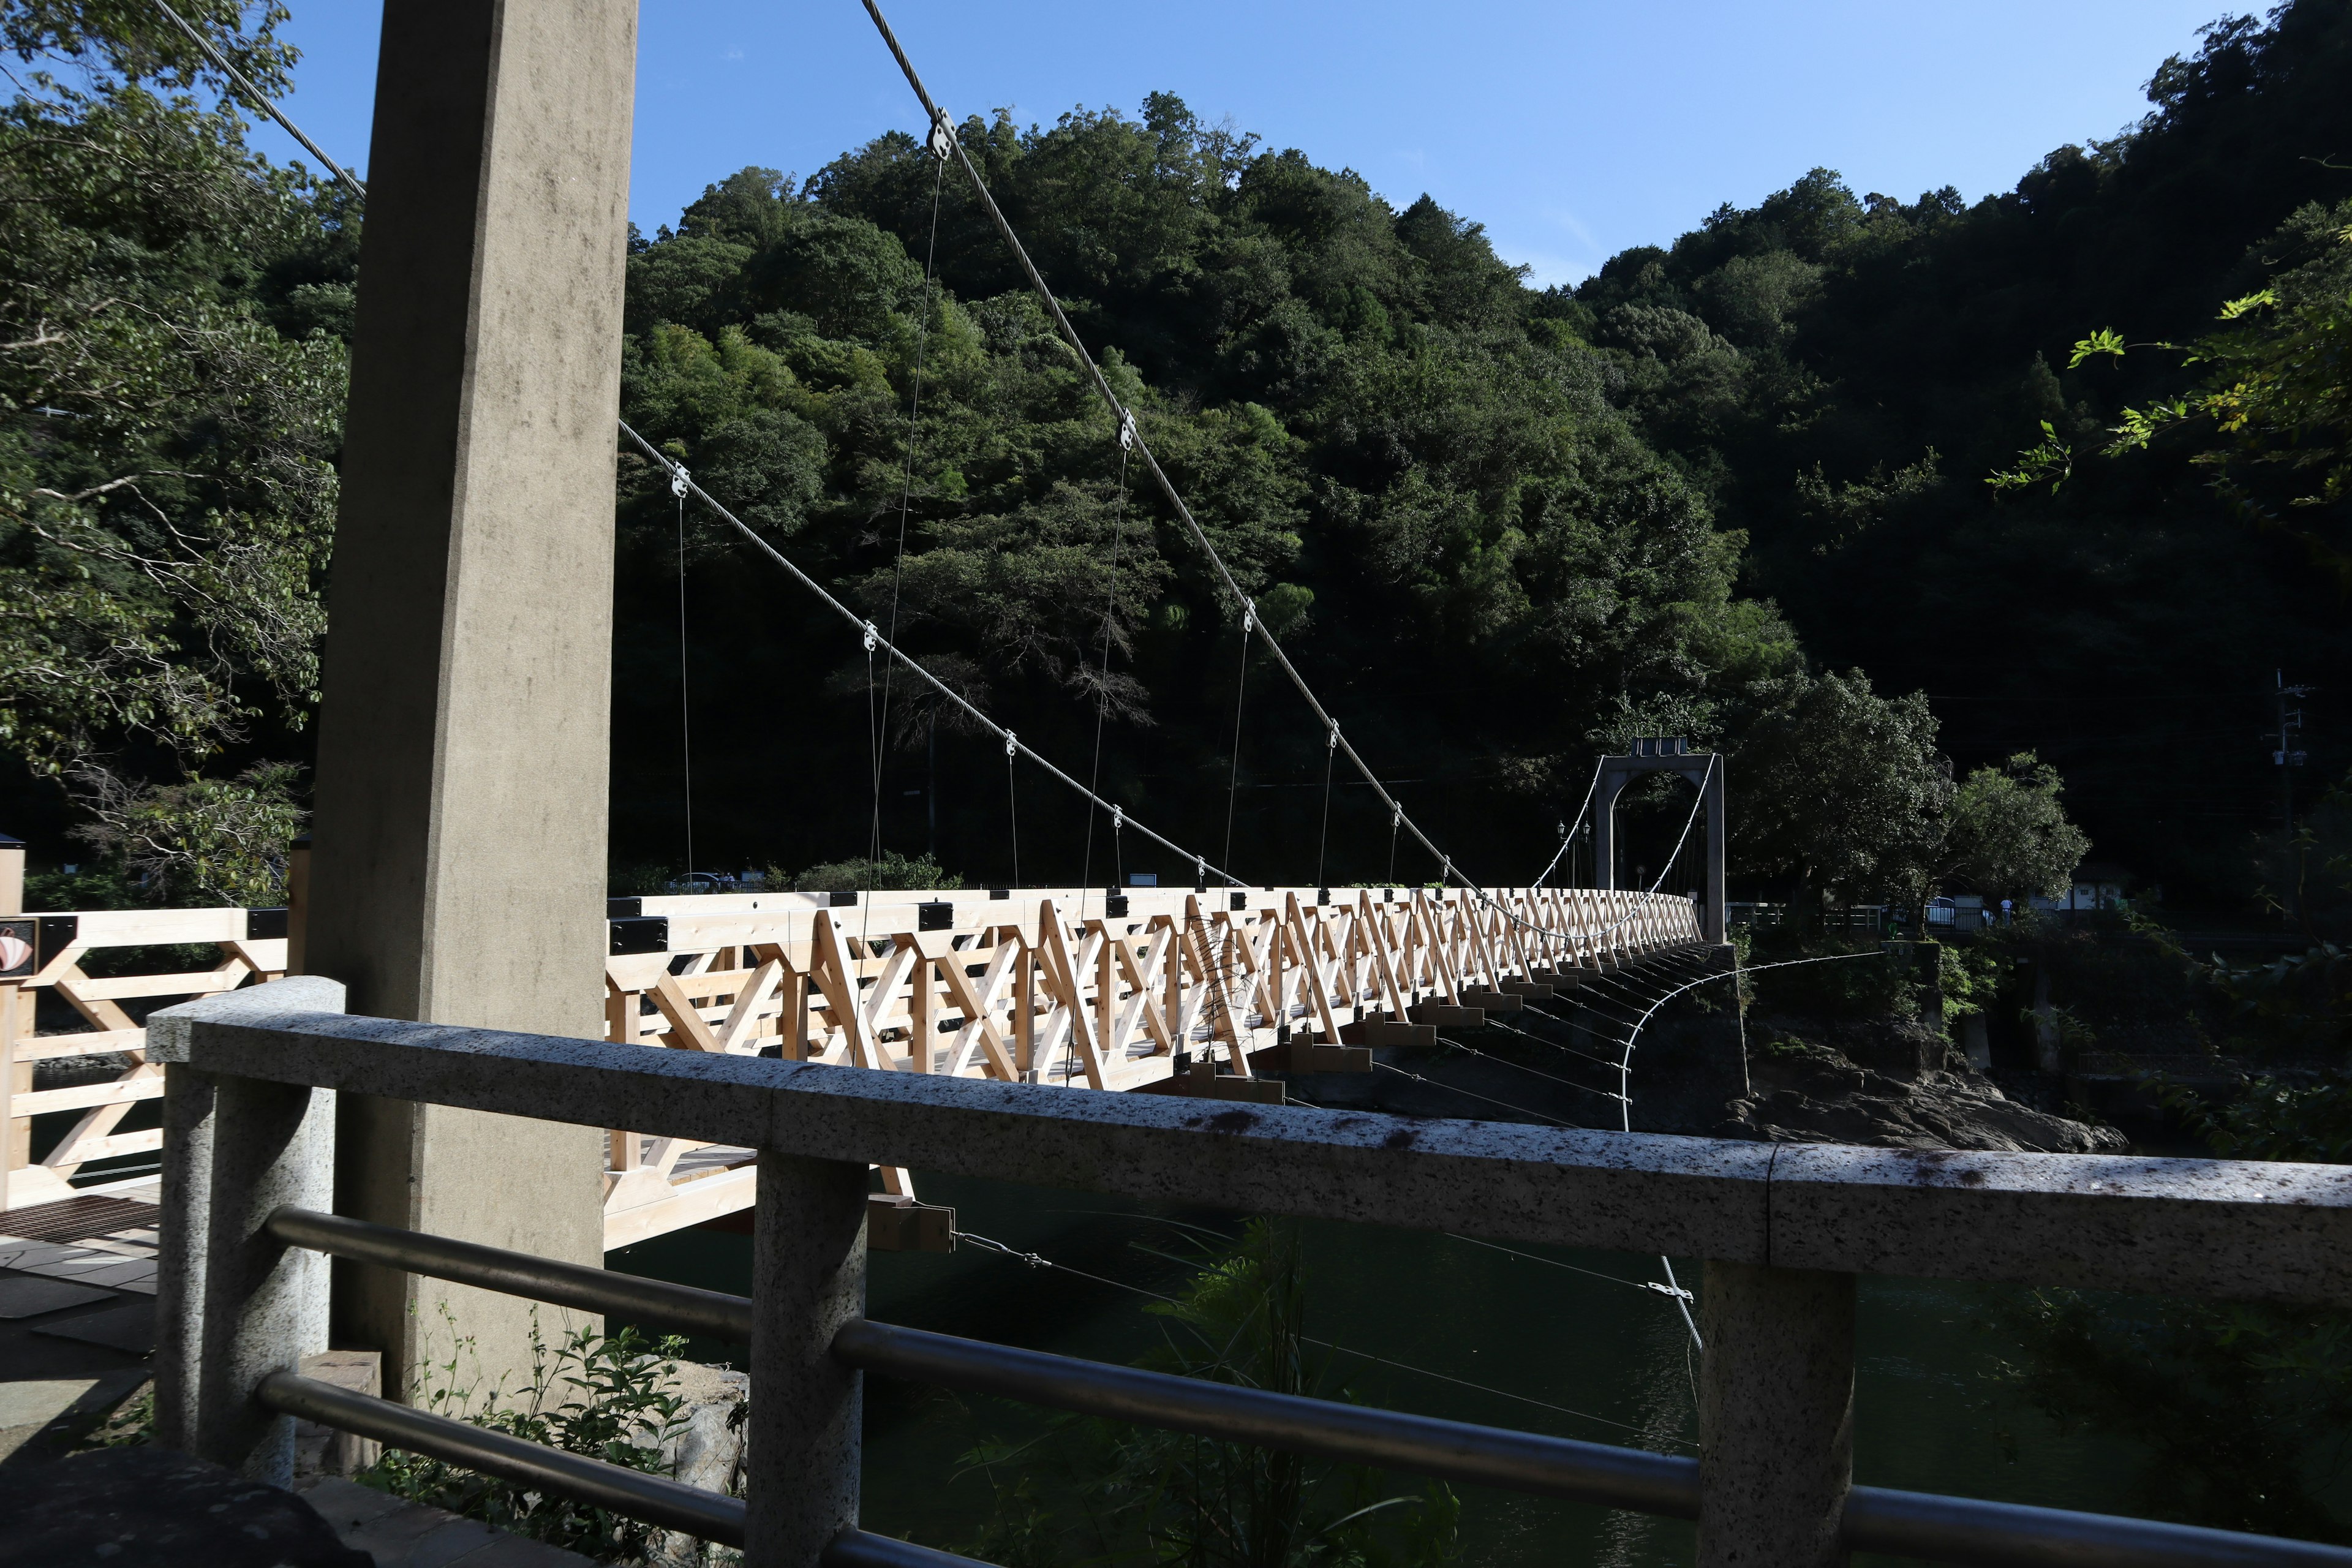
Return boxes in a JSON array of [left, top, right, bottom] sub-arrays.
[[1594, 739, 1727, 943]]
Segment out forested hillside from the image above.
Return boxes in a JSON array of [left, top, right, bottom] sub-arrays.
[[1564, 2, 2352, 902], [6, 0, 2349, 914], [614, 0, 2351, 905]]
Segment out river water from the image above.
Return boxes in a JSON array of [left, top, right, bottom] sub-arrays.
[[609, 1167, 2155, 1566]]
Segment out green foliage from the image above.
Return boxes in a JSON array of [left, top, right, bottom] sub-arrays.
[[0, 1, 340, 880], [1743, 925, 1912, 1019], [1992, 1287, 2352, 1543], [1995, 206, 2352, 583], [69, 758, 303, 904], [364, 1310, 693, 1562], [1998, 1044, 2352, 1540], [1566, 3, 2352, 905], [1994, 751, 2352, 1542], [1937, 940, 2005, 1022], [958, 1219, 1459, 1567], [616, 99, 1811, 881], [1941, 752, 2090, 902], [780, 849, 963, 892], [1732, 669, 1951, 909]]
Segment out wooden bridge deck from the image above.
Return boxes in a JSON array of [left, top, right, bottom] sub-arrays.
[[1, 886, 1702, 1249]]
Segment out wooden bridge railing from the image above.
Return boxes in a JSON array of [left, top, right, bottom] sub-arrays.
[[4, 885, 1703, 1240], [597, 884, 1703, 1244], [1, 906, 288, 1208]]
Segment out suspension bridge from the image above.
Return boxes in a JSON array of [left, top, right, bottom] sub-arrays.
[[0, 0, 1765, 1256]]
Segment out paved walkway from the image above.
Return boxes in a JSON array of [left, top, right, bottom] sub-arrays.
[[0, 1190, 595, 1566]]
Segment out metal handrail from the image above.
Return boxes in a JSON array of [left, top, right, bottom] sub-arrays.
[[258, 1370, 976, 1567], [832, 1318, 1695, 1515], [257, 1370, 746, 1544], [265, 1205, 2352, 1568], [265, 1207, 752, 1341]]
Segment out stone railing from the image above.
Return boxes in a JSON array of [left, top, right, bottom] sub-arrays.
[[148, 978, 2352, 1568]]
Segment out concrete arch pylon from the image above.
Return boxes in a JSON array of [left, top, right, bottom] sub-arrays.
[[1593, 739, 1726, 943]]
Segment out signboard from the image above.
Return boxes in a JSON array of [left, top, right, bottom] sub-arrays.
[[0, 918, 32, 979]]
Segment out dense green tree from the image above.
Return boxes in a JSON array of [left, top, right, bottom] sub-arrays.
[[0, 0, 344, 895], [1728, 669, 1951, 911], [1939, 752, 2090, 902], [616, 108, 1811, 885], [1572, 0, 2352, 903]]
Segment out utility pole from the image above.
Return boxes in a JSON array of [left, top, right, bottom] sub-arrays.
[[2273, 670, 2313, 923], [2274, 670, 2311, 829]]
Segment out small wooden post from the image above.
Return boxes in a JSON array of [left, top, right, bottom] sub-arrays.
[[1096, 924, 1114, 1054], [1014, 943, 1035, 1078], [909, 948, 932, 1072], [783, 960, 809, 1060]]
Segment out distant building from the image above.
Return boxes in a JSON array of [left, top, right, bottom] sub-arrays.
[[2031, 862, 2130, 914]]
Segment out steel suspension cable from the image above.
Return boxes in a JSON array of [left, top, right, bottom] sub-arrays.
[[858, 0, 1532, 907], [620, 423, 1249, 889], [181, 2, 1646, 937], [157, 1, 364, 194], [159, 0, 1262, 900], [1531, 757, 1604, 889]]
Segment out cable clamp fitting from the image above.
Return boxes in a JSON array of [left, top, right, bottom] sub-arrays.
[[1392, 804, 1403, 829], [926, 107, 955, 162], [1117, 407, 1137, 452], [1642, 1281, 1695, 1302], [1240, 600, 1254, 635], [1327, 720, 1340, 751], [1110, 804, 1125, 835], [669, 466, 690, 500], [862, 621, 879, 654], [1004, 729, 1017, 760]]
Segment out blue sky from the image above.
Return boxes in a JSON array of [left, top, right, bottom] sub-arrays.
[[251, 1, 2226, 287]]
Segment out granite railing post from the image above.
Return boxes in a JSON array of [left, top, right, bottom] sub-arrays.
[[1697, 1260, 1856, 1568], [151, 976, 345, 1482], [747, 1149, 869, 1566]]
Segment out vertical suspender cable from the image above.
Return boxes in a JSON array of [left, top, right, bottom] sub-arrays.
[[674, 472, 696, 878], [160, 0, 1264, 902], [1078, 432, 1135, 921], [1221, 606, 1252, 889], [1316, 722, 1338, 889], [1005, 733, 1021, 888], [872, 149, 950, 879], [856, 0, 1567, 920]]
